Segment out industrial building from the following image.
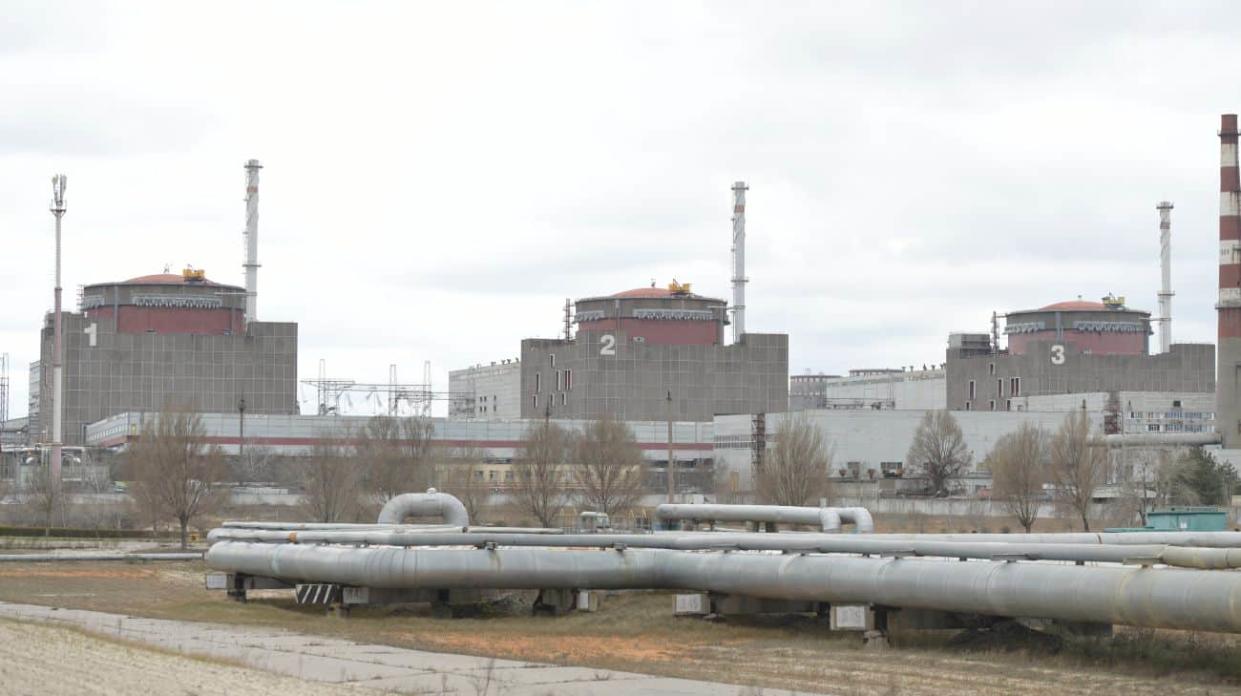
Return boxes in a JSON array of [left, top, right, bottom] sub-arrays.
[[790, 367, 946, 411], [29, 269, 299, 447], [451, 182, 789, 424], [944, 297, 1214, 433]]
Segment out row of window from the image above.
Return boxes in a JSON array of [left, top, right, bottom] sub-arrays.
[[967, 376, 1021, 401]]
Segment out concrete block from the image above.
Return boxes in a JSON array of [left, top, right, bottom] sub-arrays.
[[674, 593, 708, 616], [831, 604, 873, 631]]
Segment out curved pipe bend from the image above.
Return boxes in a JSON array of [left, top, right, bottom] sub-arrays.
[[377, 489, 470, 526]]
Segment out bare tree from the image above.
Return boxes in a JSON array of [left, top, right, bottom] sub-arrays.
[[573, 417, 646, 520], [23, 463, 60, 536], [1049, 409, 1106, 532], [354, 415, 435, 503], [300, 435, 358, 523], [512, 419, 572, 527], [756, 414, 831, 506], [127, 409, 228, 548], [905, 410, 972, 496], [436, 447, 491, 524], [985, 423, 1049, 532]]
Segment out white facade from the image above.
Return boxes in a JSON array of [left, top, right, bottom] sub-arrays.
[[790, 369, 946, 411], [714, 409, 1099, 494], [1019, 391, 1214, 433], [448, 360, 521, 420]]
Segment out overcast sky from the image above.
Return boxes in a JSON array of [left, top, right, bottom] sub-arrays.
[[1, 1, 1237, 418]]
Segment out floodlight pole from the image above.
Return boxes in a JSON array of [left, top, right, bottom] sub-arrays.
[[49, 175, 67, 491]]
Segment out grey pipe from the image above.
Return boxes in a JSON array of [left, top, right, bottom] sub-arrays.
[[866, 531, 1241, 547], [205, 542, 1241, 633], [0, 553, 203, 563], [202, 527, 1241, 570], [376, 489, 470, 526], [656, 504, 875, 532]]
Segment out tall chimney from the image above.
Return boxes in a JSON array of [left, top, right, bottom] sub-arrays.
[[1157, 201, 1174, 354], [731, 181, 748, 344], [243, 159, 262, 324], [1218, 115, 1241, 446]]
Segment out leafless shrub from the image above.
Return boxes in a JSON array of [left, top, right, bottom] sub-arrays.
[[126, 408, 228, 548], [300, 433, 359, 522], [513, 419, 572, 527], [574, 417, 646, 520], [756, 413, 831, 506], [437, 447, 491, 525], [1049, 409, 1106, 532], [905, 410, 971, 496], [354, 415, 435, 503], [986, 423, 1049, 532]]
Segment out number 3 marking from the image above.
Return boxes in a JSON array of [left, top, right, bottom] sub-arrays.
[[600, 334, 616, 356], [1050, 344, 1065, 366]]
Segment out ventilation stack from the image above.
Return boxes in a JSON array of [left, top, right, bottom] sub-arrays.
[[1157, 201, 1174, 354], [1218, 115, 1241, 447], [243, 159, 262, 324], [731, 181, 748, 344]]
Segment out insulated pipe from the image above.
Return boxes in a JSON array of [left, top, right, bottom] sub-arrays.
[[0, 553, 203, 563], [205, 543, 1241, 633], [656, 504, 875, 532], [376, 489, 470, 526], [202, 528, 1241, 570]]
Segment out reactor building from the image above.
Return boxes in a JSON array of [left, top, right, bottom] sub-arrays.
[[945, 295, 1214, 432], [29, 269, 298, 447]]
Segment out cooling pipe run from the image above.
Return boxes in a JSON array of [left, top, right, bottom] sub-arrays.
[[376, 489, 470, 526], [656, 503, 874, 533], [205, 542, 1241, 634]]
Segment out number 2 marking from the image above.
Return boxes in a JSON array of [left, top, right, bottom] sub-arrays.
[[600, 334, 616, 356]]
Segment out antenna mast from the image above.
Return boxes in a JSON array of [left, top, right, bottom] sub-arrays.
[[49, 174, 67, 489]]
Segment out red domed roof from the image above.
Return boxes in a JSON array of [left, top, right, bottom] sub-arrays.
[[612, 287, 679, 299], [1040, 300, 1108, 311], [122, 273, 223, 286]]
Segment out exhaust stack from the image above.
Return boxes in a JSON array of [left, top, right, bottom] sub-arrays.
[[1219, 116, 1241, 446], [731, 181, 748, 343], [243, 159, 262, 324], [1157, 201, 1174, 353]]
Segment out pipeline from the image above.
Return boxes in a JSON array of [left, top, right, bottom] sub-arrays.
[[376, 488, 470, 526], [205, 542, 1241, 633], [0, 553, 203, 563], [656, 503, 875, 532], [202, 527, 1241, 570]]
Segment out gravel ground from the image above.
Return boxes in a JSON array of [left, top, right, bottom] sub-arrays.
[[0, 618, 371, 696]]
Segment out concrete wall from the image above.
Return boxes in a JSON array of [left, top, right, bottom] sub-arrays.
[[33, 311, 298, 446], [448, 361, 521, 419], [945, 341, 1214, 412], [519, 331, 788, 422]]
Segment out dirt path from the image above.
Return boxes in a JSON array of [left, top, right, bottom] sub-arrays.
[[0, 618, 368, 696]]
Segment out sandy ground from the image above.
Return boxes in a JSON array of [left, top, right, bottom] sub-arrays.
[[0, 618, 371, 696]]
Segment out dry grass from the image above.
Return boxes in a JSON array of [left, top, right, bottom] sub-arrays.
[[1, 558, 1241, 694]]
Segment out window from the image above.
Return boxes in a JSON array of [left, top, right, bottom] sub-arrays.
[[549, 354, 556, 367], [504, 470, 514, 482], [988, 363, 995, 375], [965, 401, 972, 411], [560, 392, 566, 405], [997, 379, 1003, 397], [535, 373, 542, 393], [565, 369, 572, 391], [488, 470, 497, 481], [1010, 377, 1021, 396], [1006, 399, 1012, 411], [1173, 400, 1182, 408], [556, 370, 562, 391], [531, 394, 537, 409], [989, 400, 996, 411], [474, 469, 484, 481], [968, 380, 976, 400]]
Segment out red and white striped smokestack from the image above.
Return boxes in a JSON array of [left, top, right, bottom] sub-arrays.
[[1218, 114, 1241, 446]]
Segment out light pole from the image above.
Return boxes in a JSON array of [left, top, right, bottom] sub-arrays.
[[49, 175, 67, 491], [238, 397, 247, 459], [666, 390, 675, 506]]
